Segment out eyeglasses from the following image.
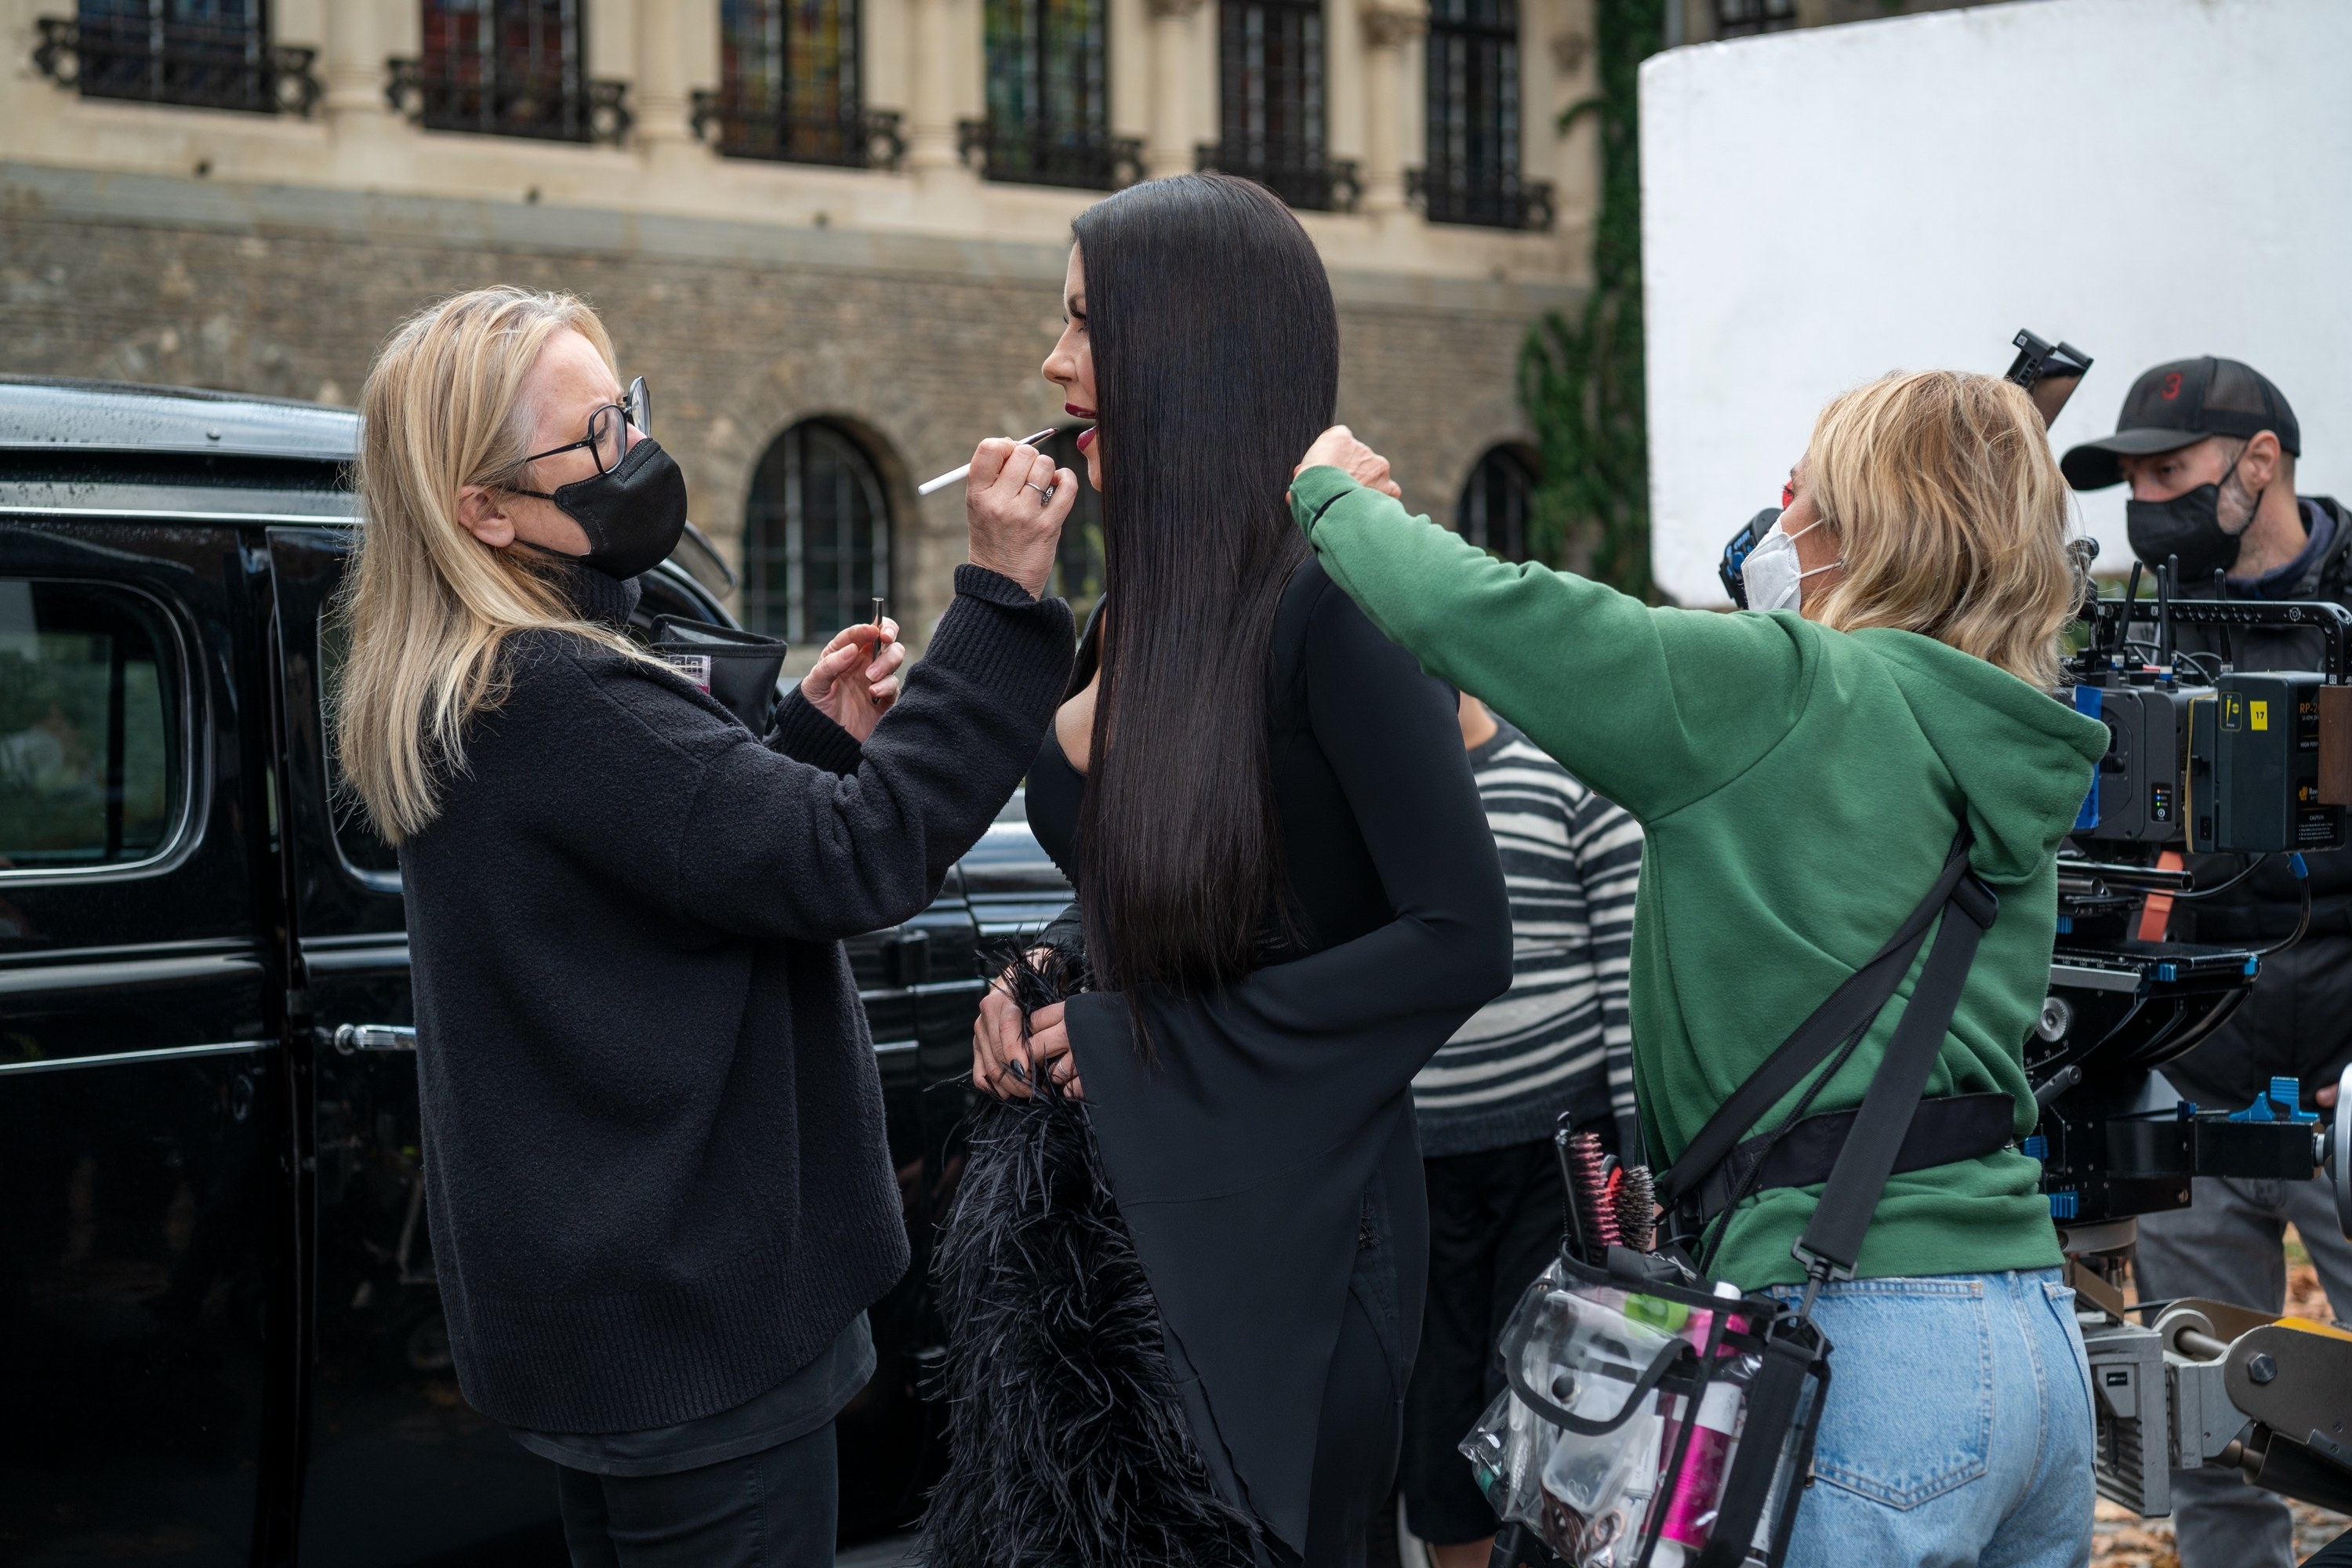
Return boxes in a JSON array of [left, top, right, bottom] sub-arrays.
[[520, 376, 651, 481]]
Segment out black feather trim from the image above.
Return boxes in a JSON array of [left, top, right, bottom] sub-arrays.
[[920, 943, 1260, 1568]]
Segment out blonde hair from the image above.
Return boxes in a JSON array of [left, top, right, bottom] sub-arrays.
[[1805, 369, 2077, 691], [334, 285, 644, 842]]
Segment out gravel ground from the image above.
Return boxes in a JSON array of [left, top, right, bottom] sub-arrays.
[[2092, 1227, 2348, 1568], [2092, 1497, 2350, 1568]]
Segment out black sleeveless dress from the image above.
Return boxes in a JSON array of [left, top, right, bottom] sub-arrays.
[[1024, 557, 1511, 1566]]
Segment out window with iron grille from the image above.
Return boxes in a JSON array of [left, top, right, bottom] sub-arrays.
[[696, 0, 902, 169], [1418, 0, 1551, 230], [37, 1, 320, 115], [389, 0, 629, 144], [1199, 0, 1356, 212], [961, 0, 1140, 191], [1457, 445, 1537, 562], [1715, 0, 1796, 38], [743, 423, 892, 646]]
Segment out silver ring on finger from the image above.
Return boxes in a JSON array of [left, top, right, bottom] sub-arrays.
[[1025, 481, 1055, 503]]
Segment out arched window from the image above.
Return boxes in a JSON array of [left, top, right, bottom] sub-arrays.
[[1457, 445, 1537, 562], [742, 422, 891, 644]]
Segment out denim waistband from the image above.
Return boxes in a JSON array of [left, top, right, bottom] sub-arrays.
[[1762, 1267, 2063, 1306]]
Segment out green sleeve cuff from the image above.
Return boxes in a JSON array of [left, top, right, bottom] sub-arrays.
[[1289, 465, 1359, 541]]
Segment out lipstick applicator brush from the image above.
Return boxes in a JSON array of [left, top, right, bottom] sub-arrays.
[[917, 427, 1057, 497]]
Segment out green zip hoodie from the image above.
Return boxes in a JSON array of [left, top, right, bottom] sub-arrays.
[[1291, 469, 2107, 1287]]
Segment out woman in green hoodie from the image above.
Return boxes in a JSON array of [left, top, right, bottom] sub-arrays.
[[1290, 371, 2107, 1567]]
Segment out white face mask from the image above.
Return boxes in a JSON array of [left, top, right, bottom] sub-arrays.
[[1740, 514, 1839, 613]]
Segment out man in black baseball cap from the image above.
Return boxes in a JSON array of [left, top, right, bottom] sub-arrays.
[[2069, 362, 2352, 1568], [2063, 356, 2323, 588]]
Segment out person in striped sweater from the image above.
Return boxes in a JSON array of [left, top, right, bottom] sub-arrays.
[[1399, 694, 1643, 1568]]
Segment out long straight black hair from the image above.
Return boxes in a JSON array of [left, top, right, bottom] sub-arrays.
[[1071, 173, 1340, 995]]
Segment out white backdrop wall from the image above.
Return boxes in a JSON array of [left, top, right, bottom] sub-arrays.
[[1640, 0, 2352, 607]]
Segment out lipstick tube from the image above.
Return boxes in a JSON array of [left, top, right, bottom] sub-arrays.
[[1654, 1283, 1745, 1557]]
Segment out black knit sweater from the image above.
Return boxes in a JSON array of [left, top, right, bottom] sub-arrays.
[[401, 563, 1073, 1433]]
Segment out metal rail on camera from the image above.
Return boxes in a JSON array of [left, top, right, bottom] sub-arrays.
[[2078, 593, 2352, 684]]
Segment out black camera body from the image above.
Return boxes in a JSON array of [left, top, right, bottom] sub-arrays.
[[2069, 681, 2191, 843], [2071, 669, 2346, 854]]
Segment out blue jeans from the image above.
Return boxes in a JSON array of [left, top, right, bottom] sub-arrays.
[[1764, 1269, 2094, 1568]]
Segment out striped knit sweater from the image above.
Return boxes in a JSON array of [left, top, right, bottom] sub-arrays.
[[1411, 720, 1644, 1158]]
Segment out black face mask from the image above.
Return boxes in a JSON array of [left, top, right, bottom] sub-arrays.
[[516, 435, 690, 581], [2128, 483, 2245, 584]]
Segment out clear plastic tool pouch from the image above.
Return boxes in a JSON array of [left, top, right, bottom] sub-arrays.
[[1461, 1255, 1827, 1568]]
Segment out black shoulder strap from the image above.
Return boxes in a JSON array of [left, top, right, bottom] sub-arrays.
[[1658, 833, 1976, 1210], [1794, 862, 1998, 1278], [1685, 837, 2001, 1568], [1660, 833, 2000, 1280]]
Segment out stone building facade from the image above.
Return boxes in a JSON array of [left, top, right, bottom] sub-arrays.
[[0, 0, 1602, 645]]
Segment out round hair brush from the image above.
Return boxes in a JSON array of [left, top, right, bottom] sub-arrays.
[[1557, 1127, 1621, 1262]]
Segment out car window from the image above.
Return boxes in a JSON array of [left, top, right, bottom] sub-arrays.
[[0, 579, 183, 872], [315, 608, 401, 878]]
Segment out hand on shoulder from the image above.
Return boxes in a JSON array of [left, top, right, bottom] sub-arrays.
[[1293, 425, 1403, 502]]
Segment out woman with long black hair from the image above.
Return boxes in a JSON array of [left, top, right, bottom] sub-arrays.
[[965, 174, 1513, 1566]]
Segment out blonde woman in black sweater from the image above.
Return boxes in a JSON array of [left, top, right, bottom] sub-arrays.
[[335, 285, 1076, 1566]]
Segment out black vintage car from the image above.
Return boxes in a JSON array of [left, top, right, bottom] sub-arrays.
[[0, 380, 1070, 1566]]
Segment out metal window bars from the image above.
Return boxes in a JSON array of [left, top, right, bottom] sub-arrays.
[[1196, 0, 1359, 212], [33, 6, 321, 116], [1457, 445, 1537, 562], [692, 96, 905, 171], [964, 0, 1140, 191], [1410, 165, 1555, 230], [1417, 0, 1553, 231], [387, 0, 630, 146], [742, 422, 891, 647], [695, 0, 902, 170], [1715, 0, 1797, 39]]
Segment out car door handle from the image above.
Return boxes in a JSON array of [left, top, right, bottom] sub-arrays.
[[332, 1024, 418, 1054]]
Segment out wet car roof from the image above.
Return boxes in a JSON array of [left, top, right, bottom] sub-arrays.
[[0, 376, 359, 463]]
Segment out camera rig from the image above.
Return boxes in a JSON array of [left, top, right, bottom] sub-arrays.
[[2039, 567, 2352, 1519]]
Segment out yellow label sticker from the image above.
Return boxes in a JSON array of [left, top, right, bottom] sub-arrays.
[[2252, 700, 2270, 731]]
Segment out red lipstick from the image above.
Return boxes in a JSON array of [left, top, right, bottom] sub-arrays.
[[1075, 428, 1096, 452]]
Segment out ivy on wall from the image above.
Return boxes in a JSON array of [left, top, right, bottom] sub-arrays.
[[1520, 0, 1664, 599]]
